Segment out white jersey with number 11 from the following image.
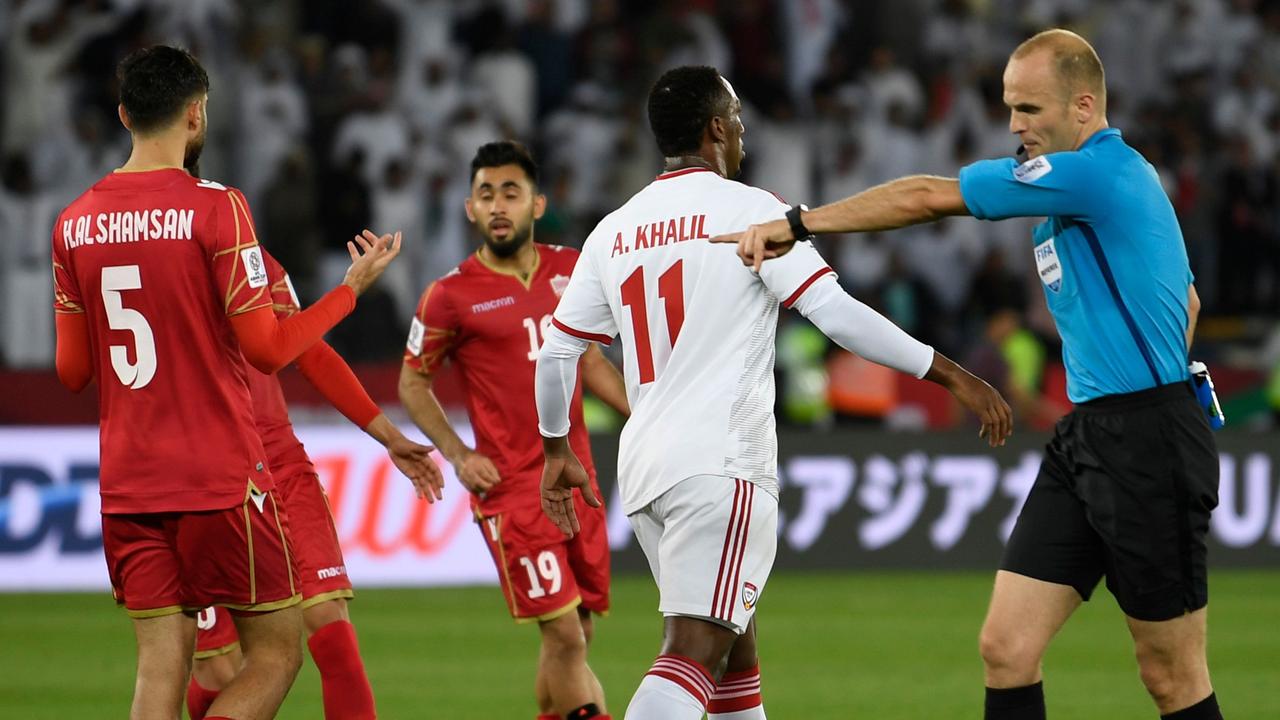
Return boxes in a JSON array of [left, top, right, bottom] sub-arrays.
[[551, 167, 834, 514]]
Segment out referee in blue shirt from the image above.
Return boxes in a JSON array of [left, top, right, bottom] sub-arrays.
[[715, 29, 1222, 720]]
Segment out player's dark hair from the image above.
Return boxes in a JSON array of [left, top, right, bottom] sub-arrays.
[[470, 141, 539, 187], [647, 66, 732, 158], [117, 46, 210, 134]]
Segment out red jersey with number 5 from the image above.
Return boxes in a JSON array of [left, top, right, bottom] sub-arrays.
[[403, 244, 596, 515], [51, 169, 274, 514]]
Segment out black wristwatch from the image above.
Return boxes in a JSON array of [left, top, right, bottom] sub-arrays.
[[785, 204, 812, 241]]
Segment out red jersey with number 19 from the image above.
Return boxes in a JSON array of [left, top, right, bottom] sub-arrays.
[[403, 244, 596, 515], [51, 169, 274, 514]]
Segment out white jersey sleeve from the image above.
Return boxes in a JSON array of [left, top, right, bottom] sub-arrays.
[[550, 247, 617, 345], [757, 240, 836, 308]]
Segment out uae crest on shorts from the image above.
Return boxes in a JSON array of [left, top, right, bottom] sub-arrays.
[[742, 581, 759, 610], [550, 274, 570, 297]]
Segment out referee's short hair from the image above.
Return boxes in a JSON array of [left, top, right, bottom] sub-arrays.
[[1013, 29, 1106, 111], [647, 66, 733, 158]]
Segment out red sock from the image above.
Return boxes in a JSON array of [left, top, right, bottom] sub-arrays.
[[186, 676, 221, 720], [307, 620, 377, 720], [708, 664, 763, 715]]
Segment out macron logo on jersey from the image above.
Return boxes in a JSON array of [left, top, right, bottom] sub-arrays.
[[1014, 156, 1053, 184], [241, 246, 268, 288], [471, 296, 516, 314]]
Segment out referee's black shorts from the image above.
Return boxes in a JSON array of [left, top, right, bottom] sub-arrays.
[[1001, 381, 1219, 622]]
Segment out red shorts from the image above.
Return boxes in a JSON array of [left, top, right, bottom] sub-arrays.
[[194, 606, 239, 658], [102, 488, 300, 618], [478, 491, 611, 623], [273, 465, 352, 607]]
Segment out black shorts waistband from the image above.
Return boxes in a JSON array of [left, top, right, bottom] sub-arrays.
[[1074, 381, 1194, 414]]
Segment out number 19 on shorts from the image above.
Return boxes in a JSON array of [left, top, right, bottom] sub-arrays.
[[519, 551, 562, 599]]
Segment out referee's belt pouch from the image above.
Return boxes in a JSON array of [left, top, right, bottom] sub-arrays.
[[1189, 361, 1226, 430]]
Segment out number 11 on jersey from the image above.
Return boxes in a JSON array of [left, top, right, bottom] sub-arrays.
[[620, 260, 684, 384]]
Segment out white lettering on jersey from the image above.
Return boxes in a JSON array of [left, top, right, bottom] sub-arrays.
[[471, 296, 515, 314], [406, 317, 425, 355], [62, 209, 195, 251], [1034, 237, 1062, 293], [241, 247, 268, 288], [1014, 156, 1053, 183]]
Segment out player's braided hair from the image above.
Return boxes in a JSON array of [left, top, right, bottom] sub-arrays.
[[647, 66, 732, 158], [117, 46, 210, 135], [470, 141, 540, 187]]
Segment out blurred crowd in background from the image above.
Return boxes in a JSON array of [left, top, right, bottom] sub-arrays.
[[2, 0, 1279, 426]]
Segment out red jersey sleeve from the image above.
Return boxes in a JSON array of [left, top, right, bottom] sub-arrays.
[[209, 189, 272, 317], [260, 248, 302, 319], [51, 222, 83, 314], [403, 281, 459, 376]]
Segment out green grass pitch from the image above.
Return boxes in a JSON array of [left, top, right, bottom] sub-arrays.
[[1, 570, 1276, 718]]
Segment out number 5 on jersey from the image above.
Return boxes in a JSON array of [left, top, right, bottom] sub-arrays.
[[101, 265, 157, 389], [620, 260, 684, 384]]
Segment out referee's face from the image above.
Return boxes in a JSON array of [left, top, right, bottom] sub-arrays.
[[1002, 53, 1076, 158]]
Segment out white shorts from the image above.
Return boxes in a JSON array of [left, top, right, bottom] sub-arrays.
[[628, 475, 778, 634]]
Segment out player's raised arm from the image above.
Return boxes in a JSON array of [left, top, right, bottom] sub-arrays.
[[230, 230, 400, 374]]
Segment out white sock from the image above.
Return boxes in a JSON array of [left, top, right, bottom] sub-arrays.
[[708, 665, 765, 719], [624, 655, 714, 720]]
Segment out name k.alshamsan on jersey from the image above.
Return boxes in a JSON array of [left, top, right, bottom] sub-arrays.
[[551, 167, 834, 514]]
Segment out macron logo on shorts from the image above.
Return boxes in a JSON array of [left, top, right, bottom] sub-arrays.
[[317, 565, 346, 580]]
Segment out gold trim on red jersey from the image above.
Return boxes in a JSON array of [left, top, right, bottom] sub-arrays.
[[473, 245, 542, 290]]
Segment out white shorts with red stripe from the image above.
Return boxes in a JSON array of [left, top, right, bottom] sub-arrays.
[[628, 474, 778, 634]]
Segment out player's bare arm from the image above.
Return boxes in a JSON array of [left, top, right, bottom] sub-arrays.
[[923, 352, 1014, 448], [711, 176, 969, 270], [579, 344, 630, 417], [539, 434, 599, 538], [398, 364, 501, 494]]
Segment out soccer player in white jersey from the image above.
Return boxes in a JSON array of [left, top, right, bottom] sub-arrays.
[[534, 66, 1013, 720]]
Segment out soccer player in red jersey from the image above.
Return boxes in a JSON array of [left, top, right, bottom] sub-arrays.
[[52, 46, 402, 720], [400, 141, 629, 720], [186, 246, 444, 720]]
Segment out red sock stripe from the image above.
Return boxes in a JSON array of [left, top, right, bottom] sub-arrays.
[[710, 480, 744, 620], [647, 655, 715, 707], [709, 664, 762, 713], [726, 481, 754, 623]]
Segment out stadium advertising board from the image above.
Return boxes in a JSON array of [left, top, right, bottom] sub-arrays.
[[1, 427, 1277, 590]]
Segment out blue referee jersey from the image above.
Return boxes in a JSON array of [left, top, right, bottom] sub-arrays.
[[959, 128, 1193, 403]]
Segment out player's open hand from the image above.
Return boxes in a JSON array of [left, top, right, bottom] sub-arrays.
[[950, 372, 1014, 448], [540, 436, 600, 538], [710, 218, 795, 272], [454, 450, 501, 495], [387, 436, 444, 502], [342, 229, 402, 296]]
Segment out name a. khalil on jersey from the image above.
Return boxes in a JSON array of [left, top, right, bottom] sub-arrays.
[[610, 213, 709, 257], [62, 208, 196, 250]]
